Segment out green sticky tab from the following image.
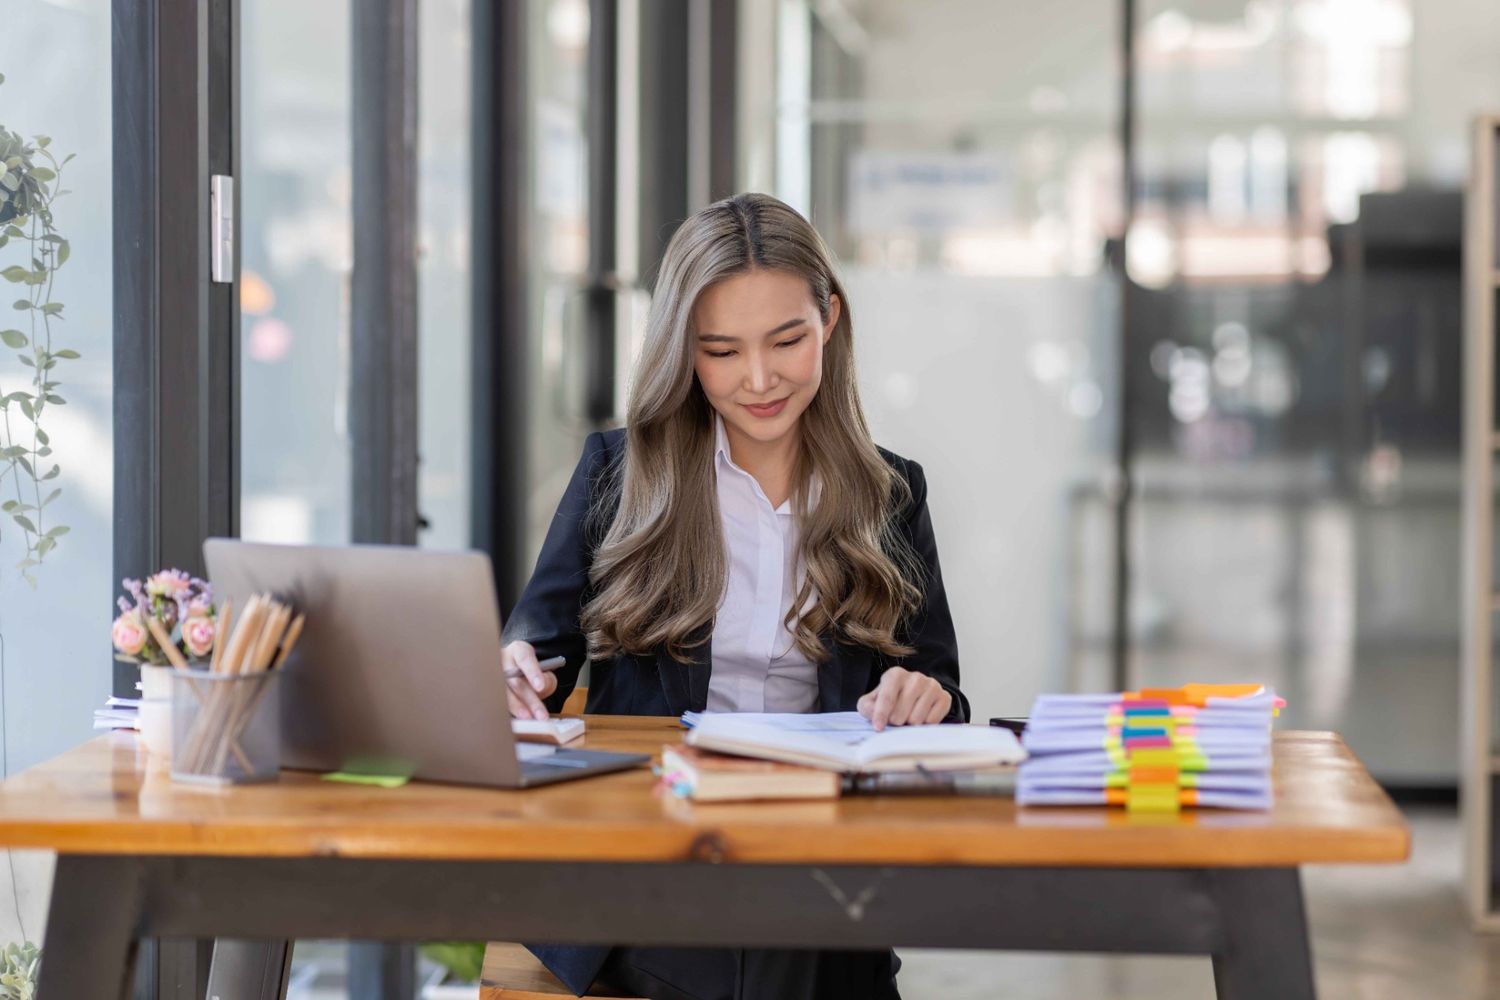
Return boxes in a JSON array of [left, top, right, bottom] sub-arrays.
[[322, 771, 411, 789]]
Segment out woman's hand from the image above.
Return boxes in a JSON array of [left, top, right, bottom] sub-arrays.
[[856, 666, 952, 731], [503, 640, 559, 721]]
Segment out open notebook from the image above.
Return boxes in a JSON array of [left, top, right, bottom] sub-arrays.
[[682, 711, 1025, 773]]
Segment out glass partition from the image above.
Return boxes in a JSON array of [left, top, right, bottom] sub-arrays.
[[1131, 0, 1500, 783], [764, 0, 1124, 717]]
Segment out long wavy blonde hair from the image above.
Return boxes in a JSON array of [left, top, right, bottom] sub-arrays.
[[580, 193, 921, 663]]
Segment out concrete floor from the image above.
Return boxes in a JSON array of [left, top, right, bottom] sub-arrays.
[[897, 806, 1498, 999]]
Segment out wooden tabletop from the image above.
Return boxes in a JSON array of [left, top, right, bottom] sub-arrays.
[[0, 718, 1408, 867]]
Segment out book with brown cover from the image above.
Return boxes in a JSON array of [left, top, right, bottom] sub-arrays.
[[660, 743, 841, 802]]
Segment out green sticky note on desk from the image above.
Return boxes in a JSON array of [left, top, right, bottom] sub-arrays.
[[322, 771, 411, 789]]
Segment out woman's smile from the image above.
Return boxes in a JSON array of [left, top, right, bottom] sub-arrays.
[[742, 397, 790, 418]]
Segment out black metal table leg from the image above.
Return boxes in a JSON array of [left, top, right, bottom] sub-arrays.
[[38, 856, 144, 1000], [1207, 868, 1317, 1000]]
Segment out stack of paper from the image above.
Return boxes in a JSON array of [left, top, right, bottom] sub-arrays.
[[92, 696, 141, 732], [1017, 684, 1282, 811]]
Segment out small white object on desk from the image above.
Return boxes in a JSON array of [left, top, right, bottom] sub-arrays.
[[511, 717, 586, 745]]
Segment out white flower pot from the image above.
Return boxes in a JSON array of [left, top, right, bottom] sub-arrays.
[[138, 698, 172, 758], [140, 663, 175, 701]]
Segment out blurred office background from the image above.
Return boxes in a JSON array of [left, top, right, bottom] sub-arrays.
[[2, 0, 1499, 995]]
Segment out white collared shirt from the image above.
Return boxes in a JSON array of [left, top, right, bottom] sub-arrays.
[[706, 416, 819, 714]]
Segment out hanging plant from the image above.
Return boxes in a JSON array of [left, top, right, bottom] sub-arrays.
[[0, 71, 78, 588]]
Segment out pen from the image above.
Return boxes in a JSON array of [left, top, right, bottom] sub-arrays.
[[503, 655, 567, 681]]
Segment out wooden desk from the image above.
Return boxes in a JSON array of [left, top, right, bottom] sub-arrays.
[[0, 719, 1408, 1000]]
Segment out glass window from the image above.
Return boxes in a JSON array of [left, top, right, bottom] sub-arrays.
[[0, 0, 114, 952], [523, 0, 598, 566], [418, 0, 474, 553], [240, 0, 353, 547]]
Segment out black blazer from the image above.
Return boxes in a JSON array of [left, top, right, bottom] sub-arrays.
[[502, 427, 970, 724], [504, 428, 969, 995]]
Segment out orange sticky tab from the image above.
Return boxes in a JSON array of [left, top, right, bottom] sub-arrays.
[[1180, 683, 1265, 704], [1129, 765, 1180, 784]]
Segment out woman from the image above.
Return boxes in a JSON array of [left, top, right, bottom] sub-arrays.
[[502, 193, 968, 1000]]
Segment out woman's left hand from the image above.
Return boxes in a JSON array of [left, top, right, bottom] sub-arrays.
[[856, 666, 952, 731]]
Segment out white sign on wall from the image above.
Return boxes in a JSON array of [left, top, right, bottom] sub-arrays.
[[847, 150, 1012, 236]]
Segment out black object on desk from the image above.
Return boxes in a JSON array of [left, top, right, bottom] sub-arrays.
[[989, 717, 1028, 737]]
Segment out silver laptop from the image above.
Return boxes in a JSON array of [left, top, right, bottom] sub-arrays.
[[203, 538, 649, 788]]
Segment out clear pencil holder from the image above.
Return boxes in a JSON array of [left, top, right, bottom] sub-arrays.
[[169, 668, 280, 785]]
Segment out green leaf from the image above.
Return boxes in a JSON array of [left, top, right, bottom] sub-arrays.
[[29, 167, 55, 182], [35, 136, 50, 149], [0, 446, 24, 459], [41, 488, 60, 507], [61, 153, 75, 166], [40, 302, 61, 315], [18, 398, 32, 419], [56, 240, 69, 266], [35, 445, 50, 457], [40, 464, 58, 480], [44, 393, 64, 404], [45, 524, 68, 537], [36, 536, 54, 557], [17, 355, 31, 367], [0, 500, 14, 512], [3, 225, 21, 238], [12, 514, 36, 533], [0, 329, 25, 347], [0, 266, 27, 283], [12, 299, 30, 310], [35, 427, 48, 445], [53, 348, 78, 359], [16, 456, 32, 476]]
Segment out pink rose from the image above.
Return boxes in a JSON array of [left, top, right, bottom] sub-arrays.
[[111, 611, 147, 658], [180, 614, 216, 660]]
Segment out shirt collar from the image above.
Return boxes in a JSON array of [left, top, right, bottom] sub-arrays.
[[714, 414, 793, 516], [713, 412, 733, 466]]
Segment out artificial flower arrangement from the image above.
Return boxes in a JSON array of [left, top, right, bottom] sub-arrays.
[[111, 569, 218, 666]]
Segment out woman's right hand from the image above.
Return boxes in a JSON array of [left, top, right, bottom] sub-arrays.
[[504, 640, 559, 721]]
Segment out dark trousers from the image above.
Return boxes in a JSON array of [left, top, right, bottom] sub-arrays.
[[596, 946, 902, 1000]]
